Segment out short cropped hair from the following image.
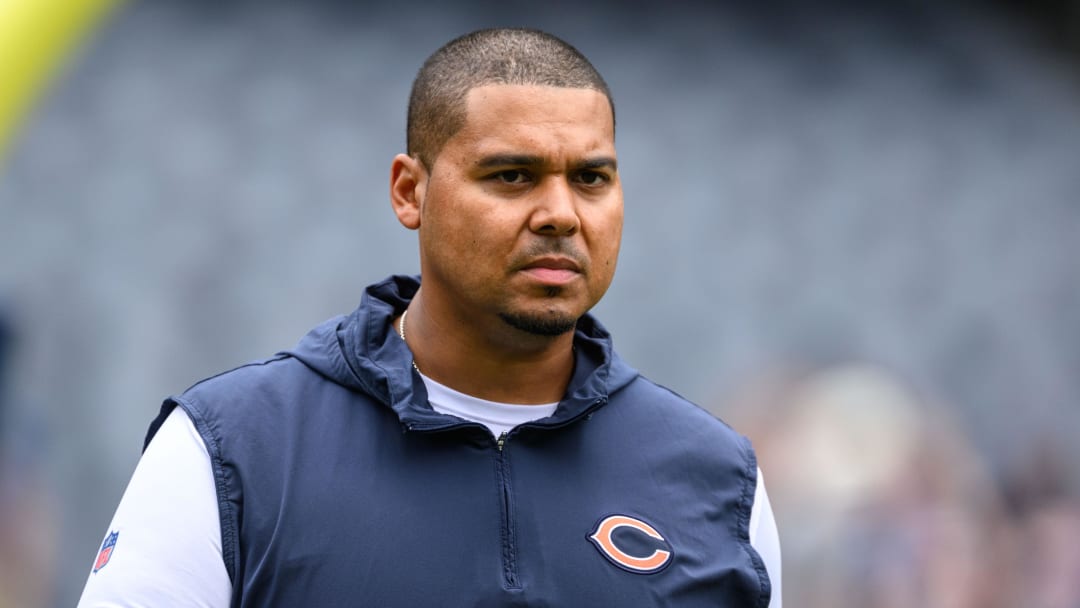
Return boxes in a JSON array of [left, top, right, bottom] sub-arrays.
[[407, 28, 615, 169]]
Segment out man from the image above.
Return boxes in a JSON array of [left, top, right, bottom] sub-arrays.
[[79, 28, 781, 606]]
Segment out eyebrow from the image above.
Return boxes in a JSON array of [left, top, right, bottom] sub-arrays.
[[578, 157, 618, 171], [475, 154, 544, 169], [474, 154, 618, 171]]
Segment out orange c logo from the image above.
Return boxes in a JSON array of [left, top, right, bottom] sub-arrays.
[[588, 515, 673, 574]]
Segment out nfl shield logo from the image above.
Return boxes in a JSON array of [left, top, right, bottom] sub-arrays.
[[93, 531, 119, 573]]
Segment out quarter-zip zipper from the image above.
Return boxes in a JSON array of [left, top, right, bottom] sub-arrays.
[[495, 431, 520, 589], [408, 398, 608, 591]]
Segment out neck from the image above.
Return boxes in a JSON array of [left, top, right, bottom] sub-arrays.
[[398, 289, 575, 404]]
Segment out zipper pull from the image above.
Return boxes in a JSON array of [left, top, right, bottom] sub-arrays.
[[497, 432, 507, 451]]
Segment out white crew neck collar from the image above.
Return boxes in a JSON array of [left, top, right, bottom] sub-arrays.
[[417, 371, 559, 438]]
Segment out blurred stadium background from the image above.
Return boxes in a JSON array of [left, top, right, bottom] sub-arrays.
[[1, 0, 1079, 605]]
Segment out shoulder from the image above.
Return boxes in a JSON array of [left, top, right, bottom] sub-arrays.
[[167, 353, 353, 449], [590, 374, 759, 483], [182, 354, 304, 400], [613, 374, 748, 441], [176, 353, 347, 417]]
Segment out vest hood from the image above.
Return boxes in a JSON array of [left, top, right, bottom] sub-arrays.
[[284, 275, 640, 431]]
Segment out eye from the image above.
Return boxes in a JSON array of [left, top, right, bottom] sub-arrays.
[[576, 170, 608, 186], [493, 169, 530, 184]]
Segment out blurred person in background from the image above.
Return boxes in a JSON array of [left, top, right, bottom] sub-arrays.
[[999, 436, 1080, 607], [77, 28, 780, 607], [728, 363, 1080, 608], [0, 307, 56, 607]]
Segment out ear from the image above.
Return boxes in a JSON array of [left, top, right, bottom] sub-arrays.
[[390, 153, 427, 230]]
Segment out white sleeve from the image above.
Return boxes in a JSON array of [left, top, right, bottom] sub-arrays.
[[77, 407, 232, 608], [749, 468, 782, 608]]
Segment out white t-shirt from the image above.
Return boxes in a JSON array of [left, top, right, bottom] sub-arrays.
[[78, 374, 782, 607]]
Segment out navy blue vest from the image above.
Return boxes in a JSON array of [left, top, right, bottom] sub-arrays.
[[146, 276, 771, 607]]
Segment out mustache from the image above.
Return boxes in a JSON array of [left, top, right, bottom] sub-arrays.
[[511, 240, 589, 272]]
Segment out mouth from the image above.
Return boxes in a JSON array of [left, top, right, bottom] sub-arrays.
[[518, 256, 583, 285]]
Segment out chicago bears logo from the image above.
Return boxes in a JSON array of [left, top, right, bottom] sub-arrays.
[[93, 531, 119, 573], [588, 515, 673, 574]]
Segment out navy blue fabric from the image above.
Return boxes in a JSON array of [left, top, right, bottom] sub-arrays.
[[146, 275, 771, 607]]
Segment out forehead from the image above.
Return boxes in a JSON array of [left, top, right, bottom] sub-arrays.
[[448, 84, 615, 158], [463, 83, 612, 116]]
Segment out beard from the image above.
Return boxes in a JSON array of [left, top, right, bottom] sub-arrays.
[[498, 290, 579, 336], [499, 312, 578, 336]]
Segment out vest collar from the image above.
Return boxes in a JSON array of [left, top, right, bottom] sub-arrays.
[[334, 275, 634, 432]]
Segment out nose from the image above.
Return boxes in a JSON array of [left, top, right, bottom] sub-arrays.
[[529, 177, 580, 236]]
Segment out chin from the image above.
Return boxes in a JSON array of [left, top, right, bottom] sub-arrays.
[[498, 310, 579, 337]]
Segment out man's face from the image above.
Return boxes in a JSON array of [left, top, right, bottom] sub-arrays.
[[416, 84, 623, 337]]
